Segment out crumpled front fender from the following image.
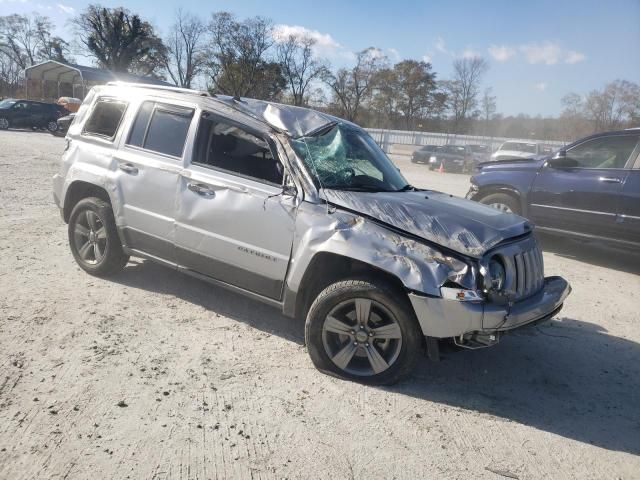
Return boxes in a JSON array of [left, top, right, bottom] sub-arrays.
[[284, 202, 478, 314]]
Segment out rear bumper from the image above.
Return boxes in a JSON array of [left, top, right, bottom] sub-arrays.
[[408, 276, 571, 339]]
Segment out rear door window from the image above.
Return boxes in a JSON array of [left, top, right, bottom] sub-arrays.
[[83, 99, 128, 139], [193, 116, 284, 185], [127, 101, 194, 158]]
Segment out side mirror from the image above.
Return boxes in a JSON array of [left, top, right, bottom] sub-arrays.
[[547, 151, 578, 169]]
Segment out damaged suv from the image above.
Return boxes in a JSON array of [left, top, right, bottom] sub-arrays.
[[53, 83, 571, 385]]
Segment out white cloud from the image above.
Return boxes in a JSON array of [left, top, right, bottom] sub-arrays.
[[387, 48, 400, 61], [422, 54, 432, 63], [520, 42, 563, 65], [565, 50, 586, 64], [57, 3, 75, 14], [534, 82, 547, 91], [519, 42, 586, 65], [273, 24, 359, 61], [273, 24, 339, 50], [488, 44, 516, 62], [368, 47, 386, 59], [434, 36, 448, 54]]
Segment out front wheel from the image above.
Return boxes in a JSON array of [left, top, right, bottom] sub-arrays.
[[0, 117, 9, 130], [68, 197, 129, 276], [305, 279, 422, 385], [46, 120, 58, 132], [479, 192, 520, 215]]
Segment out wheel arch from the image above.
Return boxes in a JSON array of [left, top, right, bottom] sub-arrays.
[[284, 251, 407, 321], [63, 180, 112, 223], [475, 185, 527, 215]]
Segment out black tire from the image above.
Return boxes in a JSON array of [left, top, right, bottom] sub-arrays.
[[479, 192, 521, 215], [305, 278, 422, 385], [0, 117, 9, 130], [68, 197, 129, 276], [46, 120, 58, 133]]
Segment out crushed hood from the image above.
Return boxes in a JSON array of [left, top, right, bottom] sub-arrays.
[[323, 189, 533, 258]]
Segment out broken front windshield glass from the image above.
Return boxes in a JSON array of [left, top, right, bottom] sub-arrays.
[[290, 123, 409, 192]]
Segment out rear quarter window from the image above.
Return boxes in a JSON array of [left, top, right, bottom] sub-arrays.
[[82, 99, 128, 140]]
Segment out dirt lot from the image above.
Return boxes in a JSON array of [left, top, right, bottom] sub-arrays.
[[1, 130, 639, 479]]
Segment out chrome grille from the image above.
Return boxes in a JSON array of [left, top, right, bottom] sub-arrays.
[[512, 246, 544, 298], [486, 235, 545, 301]]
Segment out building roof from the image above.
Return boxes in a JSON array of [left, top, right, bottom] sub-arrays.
[[24, 60, 171, 86]]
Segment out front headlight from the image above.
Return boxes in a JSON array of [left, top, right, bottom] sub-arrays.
[[488, 257, 506, 291]]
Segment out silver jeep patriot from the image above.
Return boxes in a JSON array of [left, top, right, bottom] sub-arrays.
[[53, 83, 571, 385]]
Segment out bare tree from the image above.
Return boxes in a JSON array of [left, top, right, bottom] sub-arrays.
[[480, 87, 497, 135], [324, 47, 387, 122], [449, 56, 489, 132], [73, 5, 167, 76], [393, 60, 437, 129], [0, 13, 66, 69], [206, 12, 276, 98], [165, 10, 206, 89], [584, 80, 640, 131], [369, 67, 398, 127], [276, 34, 328, 106]]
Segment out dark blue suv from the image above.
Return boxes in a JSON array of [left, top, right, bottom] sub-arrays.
[[467, 129, 640, 248]]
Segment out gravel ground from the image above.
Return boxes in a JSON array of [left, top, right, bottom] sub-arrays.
[[1, 130, 639, 479]]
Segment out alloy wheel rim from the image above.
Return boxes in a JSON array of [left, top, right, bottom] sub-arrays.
[[73, 209, 107, 265], [489, 202, 513, 214], [322, 298, 403, 376], [0, 118, 8, 129], [48, 121, 58, 131]]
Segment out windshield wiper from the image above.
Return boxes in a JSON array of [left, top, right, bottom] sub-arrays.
[[396, 184, 416, 192]]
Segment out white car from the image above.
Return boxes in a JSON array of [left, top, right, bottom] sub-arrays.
[[490, 141, 547, 161]]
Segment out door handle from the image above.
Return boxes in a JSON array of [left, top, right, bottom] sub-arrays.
[[599, 176, 622, 184], [119, 163, 139, 174], [187, 182, 216, 197]]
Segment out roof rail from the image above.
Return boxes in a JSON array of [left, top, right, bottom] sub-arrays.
[[105, 81, 211, 97]]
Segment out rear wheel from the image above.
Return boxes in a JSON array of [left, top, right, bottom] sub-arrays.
[[479, 192, 520, 215], [46, 120, 58, 132], [305, 279, 422, 385], [68, 197, 129, 276]]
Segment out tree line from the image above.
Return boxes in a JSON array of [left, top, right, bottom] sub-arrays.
[[1, 6, 638, 141]]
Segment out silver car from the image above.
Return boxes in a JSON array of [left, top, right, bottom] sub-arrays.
[[53, 83, 571, 385]]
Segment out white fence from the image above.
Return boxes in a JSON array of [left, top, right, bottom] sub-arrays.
[[365, 128, 567, 153]]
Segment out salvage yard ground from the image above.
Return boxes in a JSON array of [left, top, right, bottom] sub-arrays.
[[1, 130, 639, 479]]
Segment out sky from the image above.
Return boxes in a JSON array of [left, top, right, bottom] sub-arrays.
[[2, 0, 639, 116]]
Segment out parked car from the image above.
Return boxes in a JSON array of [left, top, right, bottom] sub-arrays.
[[468, 144, 492, 163], [467, 129, 640, 248], [490, 141, 549, 161], [53, 83, 571, 384], [0, 98, 67, 132], [411, 144, 440, 164], [52, 113, 75, 137], [427, 144, 474, 172]]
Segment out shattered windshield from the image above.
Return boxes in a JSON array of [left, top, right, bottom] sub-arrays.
[[290, 123, 409, 192]]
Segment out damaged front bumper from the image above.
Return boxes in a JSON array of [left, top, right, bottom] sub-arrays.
[[408, 276, 571, 342]]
